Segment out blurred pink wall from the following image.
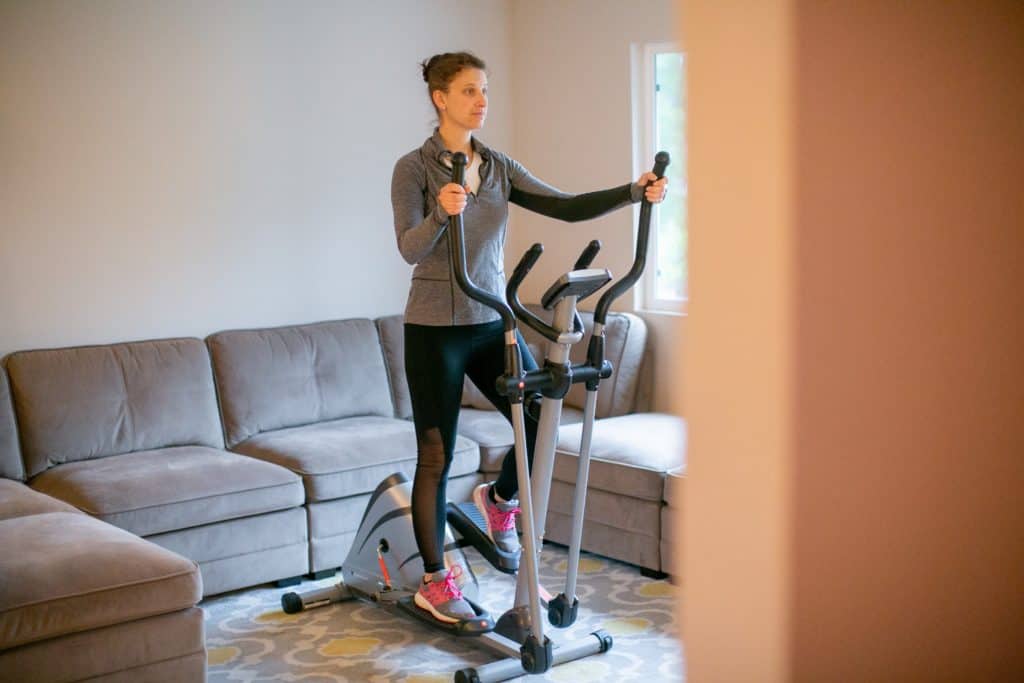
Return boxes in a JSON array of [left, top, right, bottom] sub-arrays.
[[680, 1, 1024, 680]]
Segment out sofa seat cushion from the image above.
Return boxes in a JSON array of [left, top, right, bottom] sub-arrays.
[[457, 408, 513, 474], [29, 446, 304, 537], [232, 416, 479, 502], [555, 413, 687, 501], [458, 407, 584, 474], [0, 512, 201, 651], [0, 479, 80, 522]]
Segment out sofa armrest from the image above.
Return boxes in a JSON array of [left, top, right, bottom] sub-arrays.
[[0, 365, 24, 481]]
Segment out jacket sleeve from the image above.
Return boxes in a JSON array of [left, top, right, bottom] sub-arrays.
[[506, 157, 644, 223], [391, 154, 450, 265]]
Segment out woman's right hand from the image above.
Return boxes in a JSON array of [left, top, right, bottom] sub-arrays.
[[438, 183, 469, 216]]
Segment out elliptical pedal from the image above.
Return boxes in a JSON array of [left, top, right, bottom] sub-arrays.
[[395, 594, 496, 637], [446, 501, 520, 575], [456, 500, 487, 530]]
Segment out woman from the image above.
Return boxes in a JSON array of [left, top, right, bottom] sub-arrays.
[[391, 51, 668, 625]]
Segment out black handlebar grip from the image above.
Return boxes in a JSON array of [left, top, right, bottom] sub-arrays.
[[652, 151, 670, 182], [573, 240, 602, 270], [592, 151, 671, 326], [507, 243, 561, 342], [512, 243, 544, 282], [451, 152, 467, 185]]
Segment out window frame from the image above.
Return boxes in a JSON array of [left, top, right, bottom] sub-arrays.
[[632, 41, 687, 316]]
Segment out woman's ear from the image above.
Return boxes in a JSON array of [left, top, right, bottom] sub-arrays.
[[432, 89, 447, 113]]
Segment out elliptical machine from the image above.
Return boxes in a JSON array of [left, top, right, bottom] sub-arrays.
[[282, 151, 669, 682]]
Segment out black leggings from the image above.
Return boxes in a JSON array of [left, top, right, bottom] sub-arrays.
[[404, 320, 540, 573]]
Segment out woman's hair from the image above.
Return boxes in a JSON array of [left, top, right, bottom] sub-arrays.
[[421, 52, 486, 114]]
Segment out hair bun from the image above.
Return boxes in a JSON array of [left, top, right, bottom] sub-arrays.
[[421, 56, 436, 84]]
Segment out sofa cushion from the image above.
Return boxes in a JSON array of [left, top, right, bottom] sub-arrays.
[[147, 507, 309, 597], [457, 408, 514, 473], [462, 375, 495, 411], [208, 319, 395, 448], [0, 512, 201, 651], [375, 314, 413, 420], [6, 339, 224, 479], [555, 413, 686, 501], [546, 481, 663, 571], [377, 313, 558, 416], [0, 608, 206, 683], [519, 304, 648, 418], [0, 368, 24, 481], [377, 314, 508, 414], [232, 416, 479, 502], [0, 479, 79, 522], [29, 446, 304, 537], [458, 406, 584, 474]]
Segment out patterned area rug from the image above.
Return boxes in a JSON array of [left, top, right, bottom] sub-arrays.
[[202, 545, 684, 682]]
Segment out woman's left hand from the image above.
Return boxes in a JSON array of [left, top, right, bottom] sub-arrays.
[[637, 172, 669, 203]]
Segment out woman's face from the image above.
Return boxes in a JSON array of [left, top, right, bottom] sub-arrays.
[[435, 68, 488, 131]]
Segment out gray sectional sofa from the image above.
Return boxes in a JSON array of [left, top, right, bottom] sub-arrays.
[[205, 318, 482, 577], [0, 309, 685, 682], [6, 338, 309, 597]]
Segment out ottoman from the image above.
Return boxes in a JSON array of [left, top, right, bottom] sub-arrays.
[[0, 511, 205, 682]]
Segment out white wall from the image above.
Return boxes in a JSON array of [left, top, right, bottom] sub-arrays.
[[507, 0, 682, 413], [0, 0, 512, 355], [1, 0, 683, 413]]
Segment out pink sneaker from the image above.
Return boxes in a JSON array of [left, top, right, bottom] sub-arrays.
[[414, 565, 476, 624], [473, 483, 521, 555]]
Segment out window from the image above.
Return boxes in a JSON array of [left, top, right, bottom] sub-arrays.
[[633, 43, 687, 313]]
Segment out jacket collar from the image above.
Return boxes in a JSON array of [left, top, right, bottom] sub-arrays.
[[424, 128, 491, 165]]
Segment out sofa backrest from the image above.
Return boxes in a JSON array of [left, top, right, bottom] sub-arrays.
[[375, 314, 413, 420], [5, 339, 224, 479], [208, 319, 395, 448], [0, 366, 25, 481], [518, 304, 649, 418], [376, 313, 499, 417]]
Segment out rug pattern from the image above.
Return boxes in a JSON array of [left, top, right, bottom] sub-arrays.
[[202, 546, 684, 682]]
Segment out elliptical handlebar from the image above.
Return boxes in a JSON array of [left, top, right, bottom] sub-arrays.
[[448, 154, 528, 387], [592, 151, 670, 326], [507, 243, 561, 342], [448, 150, 669, 379], [573, 240, 602, 270], [447, 152, 518, 336]]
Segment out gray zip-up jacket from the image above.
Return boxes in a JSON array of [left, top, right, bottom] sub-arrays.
[[392, 130, 643, 326]]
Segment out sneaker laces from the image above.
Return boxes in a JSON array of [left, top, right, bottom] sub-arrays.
[[491, 504, 521, 532], [439, 565, 464, 600]]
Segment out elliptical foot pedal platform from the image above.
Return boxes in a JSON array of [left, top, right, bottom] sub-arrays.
[[395, 595, 496, 637], [447, 502, 520, 575]]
